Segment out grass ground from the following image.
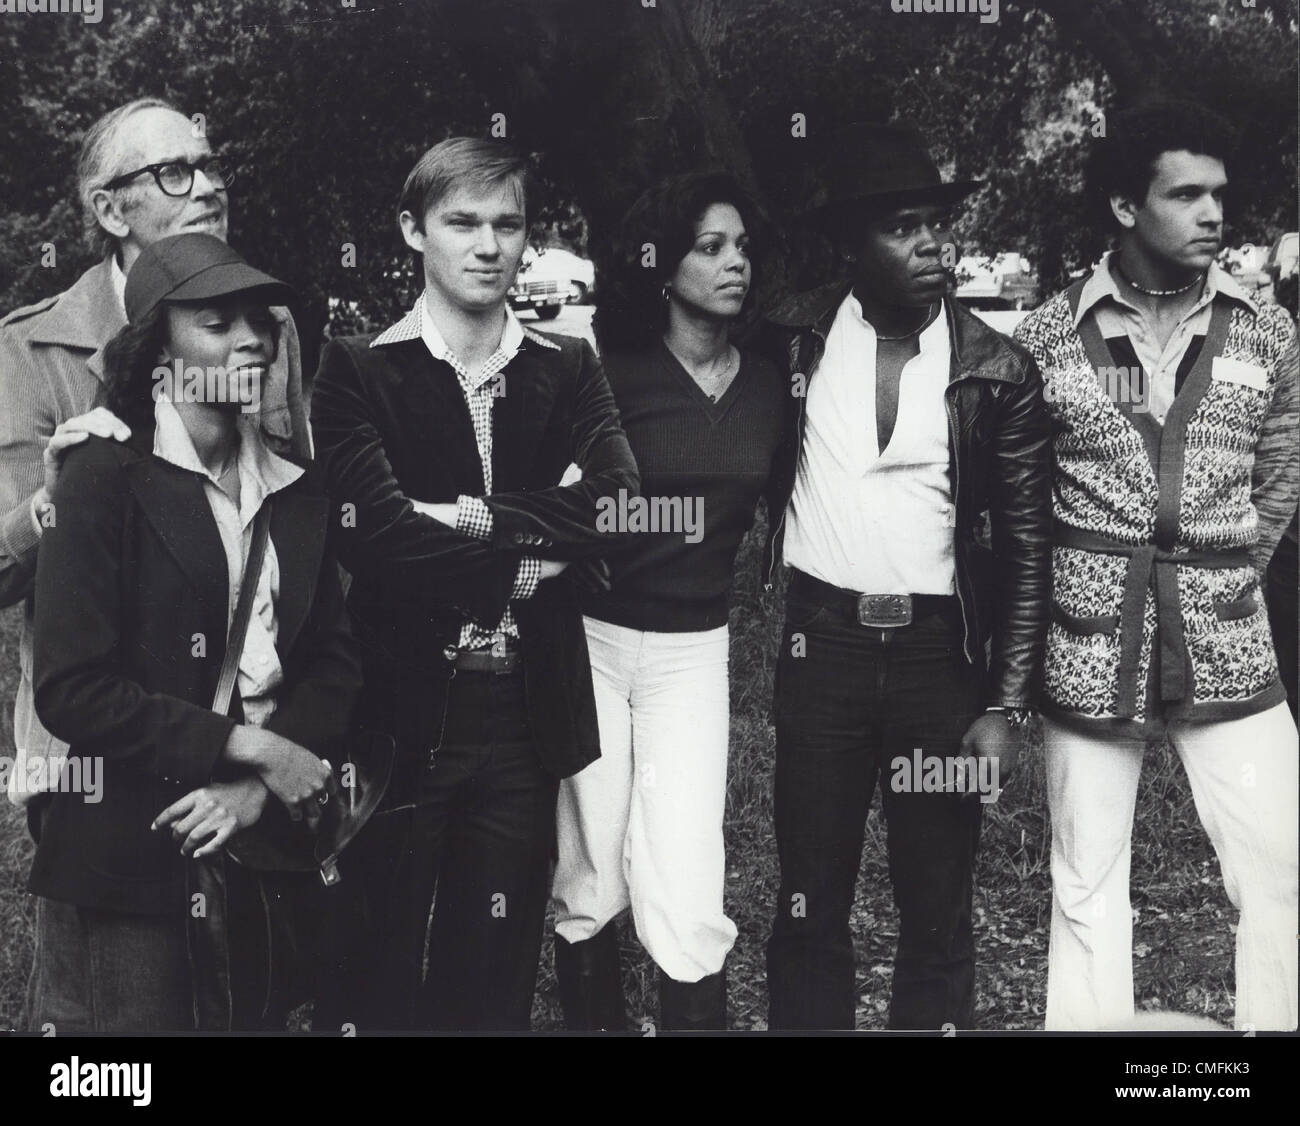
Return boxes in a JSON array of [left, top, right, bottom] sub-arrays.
[[0, 513, 1237, 1032], [0, 604, 34, 1028]]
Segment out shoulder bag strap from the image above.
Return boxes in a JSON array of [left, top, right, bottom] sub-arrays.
[[212, 501, 273, 716]]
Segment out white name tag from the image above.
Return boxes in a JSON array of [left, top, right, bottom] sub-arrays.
[[1211, 357, 1269, 391]]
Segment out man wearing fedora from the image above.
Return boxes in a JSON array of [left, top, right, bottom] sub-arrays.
[[761, 123, 1052, 1030]]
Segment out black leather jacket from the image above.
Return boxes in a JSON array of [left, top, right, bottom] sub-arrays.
[[760, 284, 1052, 709]]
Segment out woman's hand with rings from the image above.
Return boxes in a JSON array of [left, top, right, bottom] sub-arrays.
[[222, 726, 337, 828]]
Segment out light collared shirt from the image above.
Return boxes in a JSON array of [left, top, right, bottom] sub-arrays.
[[110, 253, 127, 309], [1073, 251, 1256, 425], [153, 394, 303, 726], [412, 292, 540, 650], [784, 293, 957, 595]]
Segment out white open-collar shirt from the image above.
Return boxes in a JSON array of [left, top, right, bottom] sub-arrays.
[[153, 393, 303, 726], [784, 292, 957, 596]]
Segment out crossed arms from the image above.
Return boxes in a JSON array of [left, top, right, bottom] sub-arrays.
[[310, 335, 638, 629]]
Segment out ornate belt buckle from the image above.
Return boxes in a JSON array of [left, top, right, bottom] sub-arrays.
[[857, 593, 913, 628]]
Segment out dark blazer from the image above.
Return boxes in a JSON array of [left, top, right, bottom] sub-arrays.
[[29, 432, 361, 914], [310, 316, 639, 784], [762, 285, 1053, 710]]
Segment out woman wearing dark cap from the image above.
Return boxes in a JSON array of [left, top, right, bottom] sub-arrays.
[[550, 172, 787, 1030], [25, 233, 361, 1031]]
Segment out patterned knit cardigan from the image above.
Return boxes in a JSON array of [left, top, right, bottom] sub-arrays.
[[1014, 286, 1299, 735]]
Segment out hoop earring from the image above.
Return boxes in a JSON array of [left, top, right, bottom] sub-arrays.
[[662, 284, 672, 303]]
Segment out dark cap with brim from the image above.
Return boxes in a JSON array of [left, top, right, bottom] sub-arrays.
[[124, 233, 294, 324]]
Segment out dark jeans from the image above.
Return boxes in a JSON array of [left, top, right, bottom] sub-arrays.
[[26, 896, 192, 1033], [317, 667, 558, 1031], [767, 571, 984, 1031]]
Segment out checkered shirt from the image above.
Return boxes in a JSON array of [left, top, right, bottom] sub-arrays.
[[374, 292, 542, 650]]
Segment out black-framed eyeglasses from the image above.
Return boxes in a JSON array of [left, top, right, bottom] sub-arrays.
[[100, 157, 235, 197]]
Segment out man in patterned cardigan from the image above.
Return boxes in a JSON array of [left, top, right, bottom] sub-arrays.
[[1014, 101, 1299, 1031]]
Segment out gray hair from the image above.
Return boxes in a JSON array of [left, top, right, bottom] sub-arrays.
[[77, 97, 183, 259]]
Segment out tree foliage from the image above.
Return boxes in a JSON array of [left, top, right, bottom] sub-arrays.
[[0, 0, 1293, 365]]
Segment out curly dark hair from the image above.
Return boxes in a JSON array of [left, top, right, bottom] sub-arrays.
[[102, 298, 282, 434], [103, 304, 170, 435], [1084, 99, 1234, 231], [593, 171, 769, 353]]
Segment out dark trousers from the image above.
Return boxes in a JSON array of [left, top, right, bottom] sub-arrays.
[[767, 571, 984, 1031], [317, 667, 558, 1031], [26, 896, 193, 1033]]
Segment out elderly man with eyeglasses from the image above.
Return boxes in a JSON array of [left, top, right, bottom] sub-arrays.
[[0, 98, 310, 829]]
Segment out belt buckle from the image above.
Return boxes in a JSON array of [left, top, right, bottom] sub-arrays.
[[857, 593, 913, 629]]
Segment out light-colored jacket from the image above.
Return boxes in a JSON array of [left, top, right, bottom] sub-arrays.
[[0, 255, 311, 806]]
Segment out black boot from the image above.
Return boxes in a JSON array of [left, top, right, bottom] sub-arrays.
[[554, 927, 626, 1031], [659, 965, 727, 1031]]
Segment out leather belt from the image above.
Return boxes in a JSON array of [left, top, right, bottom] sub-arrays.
[[788, 569, 957, 628], [445, 640, 522, 674]]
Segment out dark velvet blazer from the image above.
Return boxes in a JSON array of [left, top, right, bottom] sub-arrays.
[[310, 319, 639, 787]]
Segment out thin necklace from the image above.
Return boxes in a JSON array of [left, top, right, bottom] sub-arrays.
[[1115, 261, 1204, 297], [667, 340, 735, 400], [875, 303, 939, 341]]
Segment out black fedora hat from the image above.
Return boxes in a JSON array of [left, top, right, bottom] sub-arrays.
[[795, 122, 983, 217]]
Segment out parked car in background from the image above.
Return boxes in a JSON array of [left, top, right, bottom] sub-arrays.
[[509, 245, 596, 320], [954, 252, 1039, 311]]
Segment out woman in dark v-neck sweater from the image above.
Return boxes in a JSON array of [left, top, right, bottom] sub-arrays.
[[551, 173, 784, 1032], [583, 340, 784, 632]]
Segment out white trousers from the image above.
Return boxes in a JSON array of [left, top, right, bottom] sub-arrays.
[[1044, 703, 1298, 1031], [552, 617, 738, 982]]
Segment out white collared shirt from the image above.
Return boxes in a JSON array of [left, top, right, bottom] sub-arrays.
[[152, 394, 304, 726], [1073, 251, 1254, 425], [110, 254, 127, 311], [784, 293, 957, 595]]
